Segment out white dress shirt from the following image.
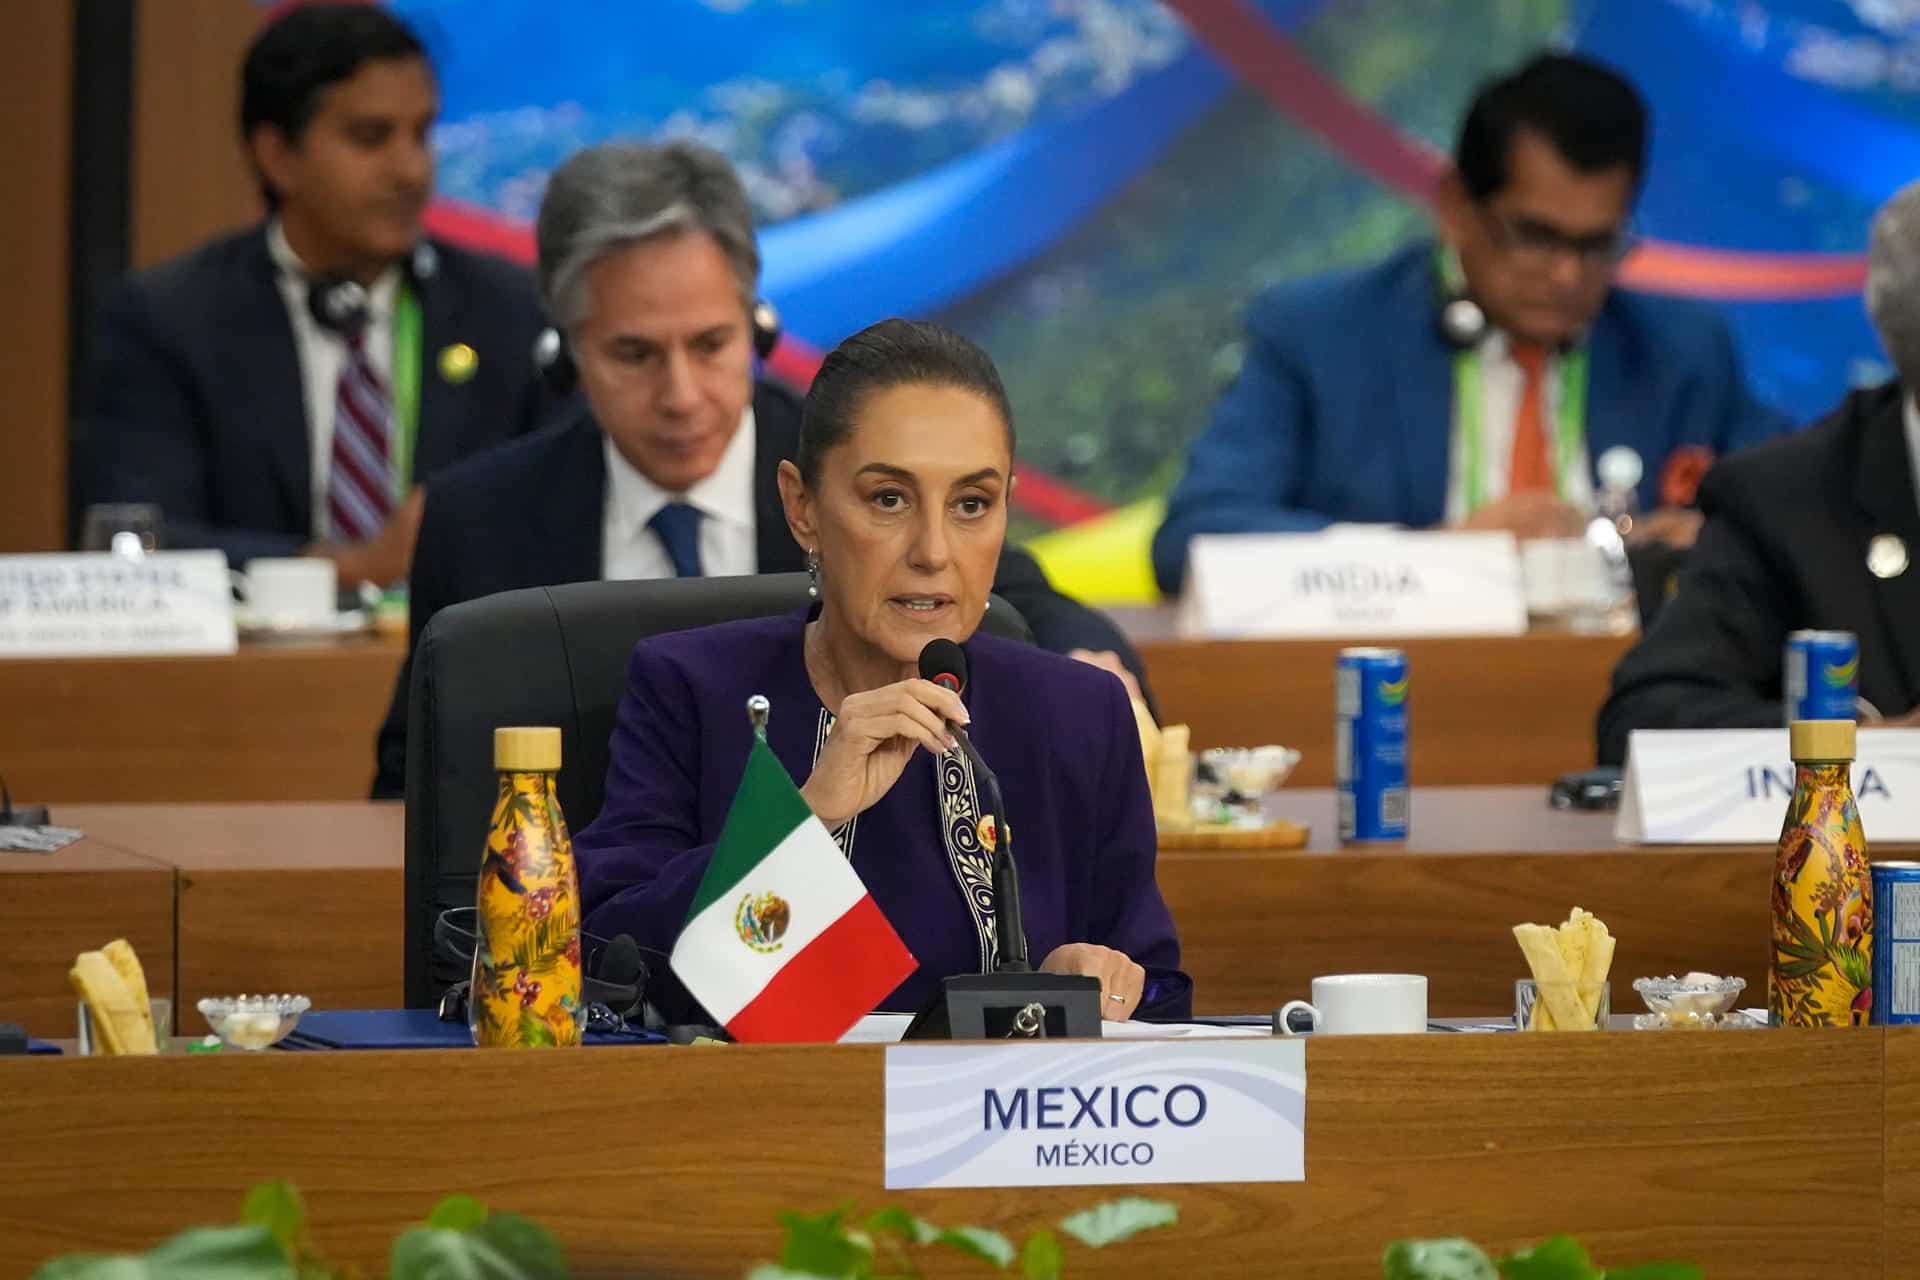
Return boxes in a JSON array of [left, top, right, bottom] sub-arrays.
[[602, 408, 760, 580], [1443, 330, 1594, 523], [266, 220, 401, 542]]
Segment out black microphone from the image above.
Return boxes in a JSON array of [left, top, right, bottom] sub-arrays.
[[918, 639, 1029, 972]]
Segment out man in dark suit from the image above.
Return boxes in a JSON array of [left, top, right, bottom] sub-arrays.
[[81, 4, 554, 584], [1153, 53, 1788, 595], [372, 141, 1150, 796], [1597, 182, 1920, 764]]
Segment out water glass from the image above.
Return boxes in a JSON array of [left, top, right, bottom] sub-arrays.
[[76, 996, 173, 1055], [1514, 978, 1610, 1031]]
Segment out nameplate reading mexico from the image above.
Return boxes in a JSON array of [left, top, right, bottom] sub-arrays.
[[883, 1040, 1306, 1189]]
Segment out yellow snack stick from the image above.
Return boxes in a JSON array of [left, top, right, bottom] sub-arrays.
[[1132, 698, 1162, 808], [1513, 924, 1589, 1029], [68, 952, 133, 1055], [102, 939, 156, 1052], [1580, 925, 1617, 1024], [1154, 724, 1191, 823], [1558, 910, 1592, 1018]]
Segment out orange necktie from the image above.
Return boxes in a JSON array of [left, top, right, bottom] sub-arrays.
[[1507, 343, 1554, 496]]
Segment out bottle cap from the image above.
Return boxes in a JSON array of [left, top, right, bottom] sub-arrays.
[[494, 726, 561, 772], [1789, 719, 1855, 763]]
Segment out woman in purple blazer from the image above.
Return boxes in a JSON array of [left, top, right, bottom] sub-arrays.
[[576, 319, 1191, 1026]]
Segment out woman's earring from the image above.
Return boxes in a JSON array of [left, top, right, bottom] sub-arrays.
[[806, 550, 820, 599]]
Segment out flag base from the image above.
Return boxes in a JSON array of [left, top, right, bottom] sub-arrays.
[[901, 972, 1103, 1040]]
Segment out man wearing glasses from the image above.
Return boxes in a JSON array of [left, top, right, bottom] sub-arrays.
[[1152, 52, 1790, 595]]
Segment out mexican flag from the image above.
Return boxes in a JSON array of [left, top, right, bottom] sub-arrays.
[[671, 736, 917, 1042]]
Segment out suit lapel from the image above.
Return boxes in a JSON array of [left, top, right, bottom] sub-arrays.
[[752, 383, 807, 572], [1851, 386, 1920, 710], [533, 412, 607, 584], [1387, 251, 1455, 526], [1582, 301, 1663, 508], [412, 251, 458, 480], [238, 229, 312, 528]]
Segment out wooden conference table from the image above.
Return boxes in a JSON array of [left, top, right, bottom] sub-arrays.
[[4, 788, 1804, 1038], [0, 616, 1631, 803], [0, 1030, 1910, 1278]]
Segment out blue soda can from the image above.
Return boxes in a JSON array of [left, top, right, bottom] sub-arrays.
[[1336, 647, 1408, 842], [1872, 861, 1920, 1024], [1785, 629, 1859, 722]]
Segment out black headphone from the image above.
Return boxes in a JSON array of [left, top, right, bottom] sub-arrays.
[[304, 242, 439, 340], [432, 906, 650, 1028], [533, 297, 782, 395]]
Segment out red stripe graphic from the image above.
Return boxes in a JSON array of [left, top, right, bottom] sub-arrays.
[[724, 894, 917, 1043]]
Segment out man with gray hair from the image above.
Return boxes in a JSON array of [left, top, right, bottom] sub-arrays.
[[373, 140, 1152, 796], [1594, 179, 1920, 762]]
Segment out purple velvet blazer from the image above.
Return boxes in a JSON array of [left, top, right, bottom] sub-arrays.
[[575, 612, 1193, 1024]]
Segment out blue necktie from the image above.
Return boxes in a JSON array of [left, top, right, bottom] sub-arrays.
[[648, 502, 704, 578]]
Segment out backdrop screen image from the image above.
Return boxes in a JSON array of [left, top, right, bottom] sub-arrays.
[[378, 0, 1900, 595]]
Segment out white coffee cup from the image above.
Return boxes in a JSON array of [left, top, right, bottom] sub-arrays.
[[1277, 973, 1428, 1035], [233, 558, 337, 626]]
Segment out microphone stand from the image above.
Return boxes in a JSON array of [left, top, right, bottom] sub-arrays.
[[902, 731, 1100, 1039]]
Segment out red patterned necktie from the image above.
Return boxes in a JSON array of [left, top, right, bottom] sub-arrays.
[[327, 331, 394, 542]]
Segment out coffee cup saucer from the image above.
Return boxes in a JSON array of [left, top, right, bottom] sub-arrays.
[[235, 607, 370, 642]]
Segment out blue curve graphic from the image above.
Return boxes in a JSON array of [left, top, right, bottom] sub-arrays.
[[761, 46, 1230, 346]]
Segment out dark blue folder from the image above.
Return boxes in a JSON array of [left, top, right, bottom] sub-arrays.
[[276, 1009, 664, 1050]]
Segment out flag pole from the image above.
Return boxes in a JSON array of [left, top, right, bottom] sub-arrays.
[[746, 695, 770, 743]]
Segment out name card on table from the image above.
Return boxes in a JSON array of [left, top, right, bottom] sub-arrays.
[[1616, 728, 1920, 843], [883, 1039, 1305, 1188], [0, 552, 237, 658], [1177, 530, 1526, 639]]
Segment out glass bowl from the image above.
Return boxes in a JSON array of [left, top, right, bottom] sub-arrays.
[[1631, 975, 1751, 1029], [197, 994, 310, 1050], [1192, 746, 1302, 825], [1198, 746, 1301, 796]]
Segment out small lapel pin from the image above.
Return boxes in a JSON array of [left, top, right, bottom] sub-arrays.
[[438, 342, 478, 385], [1869, 532, 1909, 580]]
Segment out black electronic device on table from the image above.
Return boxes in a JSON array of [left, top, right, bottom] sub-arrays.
[[0, 773, 48, 827], [1549, 766, 1623, 812]]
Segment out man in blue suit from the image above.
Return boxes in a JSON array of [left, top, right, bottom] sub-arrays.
[[80, 4, 556, 585], [1153, 53, 1789, 595]]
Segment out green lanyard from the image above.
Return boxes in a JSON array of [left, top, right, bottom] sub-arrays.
[[1433, 245, 1589, 514], [390, 284, 423, 496], [1453, 342, 1588, 515]]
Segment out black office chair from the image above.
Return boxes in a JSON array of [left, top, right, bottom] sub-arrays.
[[402, 573, 1032, 1008]]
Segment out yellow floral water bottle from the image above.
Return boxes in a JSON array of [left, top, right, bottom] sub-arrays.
[[1770, 719, 1873, 1027], [471, 727, 583, 1047]]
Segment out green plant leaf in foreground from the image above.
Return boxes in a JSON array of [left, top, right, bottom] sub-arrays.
[[424, 1196, 488, 1234], [239, 1182, 308, 1256], [1603, 1265, 1705, 1280], [1381, 1238, 1498, 1280], [865, 1206, 941, 1247], [1055, 1198, 1179, 1249], [1500, 1235, 1601, 1280], [33, 1225, 294, 1280], [776, 1208, 869, 1278], [933, 1226, 1015, 1268], [389, 1217, 567, 1280], [1021, 1228, 1064, 1280]]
